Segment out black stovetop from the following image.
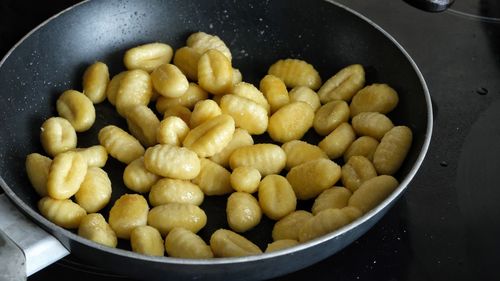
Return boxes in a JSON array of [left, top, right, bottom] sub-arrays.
[[2, 0, 500, 280]]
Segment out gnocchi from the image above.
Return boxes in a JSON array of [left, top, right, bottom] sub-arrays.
[[47, 151, 87, 200], [148, 203, 207, 236], [373, 126, 413, 175], [98, 125, 145, 164], [210, 229, 262, 257], [40, 117, 77, 157], [124, 42, 173, 72], [108, 194, 149, 239], [165, 227, 214, 259], [230, 166, 261, 193], [130, 225, 165, 256], [75, 167, 112, 213], [56, 90, 96, 132], [123, 156, 160, 193], [258, 175, 297, 220], [317, 64, 365, 103], [149, 178, 204, 206], [78, 213, 117, 248], [144, 144, 200, 180], [26, 153, 51, 197], [38, 197, 86, 229], [350, 83, 399, 117], [82, 61, 109, 104], [267, 102, 314, 143], [230, 144, 286, 176], [268, 58, 322, 90], [151, 63, 189, 98], [192, 158, 233, 196], [259, 74, 289, 113], [197, 49, 233, 95], [226, 192, 262, 233]]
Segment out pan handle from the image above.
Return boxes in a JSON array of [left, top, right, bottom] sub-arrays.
[[0, 194, 69, 279], [403, 0, 455, 12]]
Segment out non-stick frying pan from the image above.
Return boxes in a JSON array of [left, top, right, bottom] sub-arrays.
[[0, 0, 432, 280]]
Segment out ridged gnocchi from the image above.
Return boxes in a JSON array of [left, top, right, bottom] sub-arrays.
[[38, 197, 86, 229], [124, 42, 173, 72], [148, 203, 207, 236], [82, 61, 109, 104], [268, 59, 322, 90], [75, 167, 112, 213], [144, 144, 200, 180], [123, 156, 160, 193], [40, 117, 77, 157], [26, 153, 52, 197], [165, 227, 214, 259], [230, 144, 286, 176], [56, 90, 96, 132], [98, 125, 145, 164], [78, 213, 117, 248], [210, 229, 262, 257]]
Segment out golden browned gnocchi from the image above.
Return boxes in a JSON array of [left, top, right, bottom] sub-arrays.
[[144, 144, 200, 180], [38, 197, 86, 229], [272, 210, 313, 241], [341, 156, 377, 192], [230, 144, 286, 176], [98, 125, 145, 164], [352, 112, 394, 140], [313, 100, 350, 136], [350, 83, 399, 117], [75, 167, 112, 213], [47, 151, 87, 200], [373, 126, 413, 175], [258, 175, 297, 220], [165, 227, 214, 259], [348, 175, 399, 213], [149, 178, 204, 207], [231, 82, 270, 113], [267, 102, 314, 143], [82, 61, 109, 104], [78, 213, 117, 248], [148, 203, 207, 236], [197, 49, 233, 95], [26, 153, 51, 197], [311, 187, 352, 215], [130, 225, 165, 256], [289, 86, 321, 112], [286, 158, 341, 200], [343, 136, 380, 162], [192, 158, 233, 196], [40, 117, 77, 157], [317, 64, 365, 103], [124, 42, 173, 72], [226, 192, 262, 233], [318, 122, 356, 159], [56, 90, 96, 132], [298, 208, 352, 242], [265, 239, 299, 253], [183, 114, 235, 158], [220, 94, 268, 135], [156, 116, 190, 146], [126, 105, 161, 147], [268, 58, 322, 90], [108, 194, 149, 239], [123, 156, 160, 193], [210, 229, 262, 257]]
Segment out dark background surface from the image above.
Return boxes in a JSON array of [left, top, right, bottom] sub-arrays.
[[1, 0, 500, 280]]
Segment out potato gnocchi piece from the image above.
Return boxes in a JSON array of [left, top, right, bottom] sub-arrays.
[[350, 83, 399, 117], [126, 105, 161, 147], [192, 158, 233, 196], [282, 140, 328, 170], [98, 125, 145, 164], [187, 31, 232, 61], [268, 59, 322, 90], [123, 156, 160, 193], [78, 213, 117, 248], [165, 227, 214, 259], [265, 239, 299, 253], [230, 143, 286, 176], [151, 63, 189, 98], [232, 68, 243, 85], [115, 69, 153, 117], [155, 82, 208, 111], [220, 94, 268, 135], [183, 114, 235, 158], [108, 194, 149, 239], [162, 105, 192, 124], [47, 151, 87, 200], [124, 42, 173, 72], [38, 197, 86, 229], [75, 167, 112, 213], [311, 187, 352, 215], [313, 100, 350, 136], [82, 61, 109, 104], [148, 203, 207, 236], [130, 225, 165, 256], [289, 86, 321, 112], [106, 71, 126, 105], [259, 74, 289, 114], [189, 99, 222, 128], [373, 126, 413, 175], [40, 117, 77, 157], [72, 145, 108, 168], [227, 192, 262, 233], [144, 144, 200, 180], [341, 156, 377, 192], [198, 49, 233, 95], [173, 46, 201, 81], [344, 136, 380, 162], [210, 128, 253, 167], [230, 166, 261, 193], [268, 102, 314, 143], [286, 158, 341, 200], [272, 210, 313, 241], [318, 122, 356, 159], [298, 208, 351, 242], [231, 82, 270, 113], [352, 112, 394, 140], [317, 64, 365, 103], [348, 175, 399, 214], [341, 206, 363, 221], [56, 90, 96, 132], [210, 229, 262, 257], [149, 178, 204, 207], [157, 116, 190, 146], [258, 175, 297, 220], [26, 153, 51, 197]]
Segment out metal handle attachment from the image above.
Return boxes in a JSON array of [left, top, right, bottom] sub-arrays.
[[404, 0, 455, 12], [0, 194, 69, 279]]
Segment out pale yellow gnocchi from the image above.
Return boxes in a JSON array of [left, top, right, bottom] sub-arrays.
[[26, 153, 52, 197], [47, 151, 87, 200], [82, 61, 109, 104], [40, 117, 77, 157], [258, 175, 297, 220], [124, 42, 173, 72], [210, 229, 262, 257], [259, 74, 289, 113], [144, 144, 200, 180], [229, 144, 286, 176], [38, 197, 86, 229], [78, 213, 117, 248], [226, 192, 262, 233], [75, 167, 112, 213], [130, 225, 165, 256], [230, 166, 261, 194], [148, 203, 207, 236], [151, 63, 189, 98], [149, 178, 204, 207], [126, 105, 161, 147], [220, 94, 268, 135], [108, 194, 149, 240], [373, 126, 413, 175], [165, 227, 214, 259], [192, 158, 233, 196], [155, 82, 208, 111], [209, 128, 254, 167], [123, 156, 160, 193], [281, 140, 328, 170], [56, 90, 96, 132], [98, 125, 145, 164], [156, 116, 190, 146], [317, 64, 365, 103], [350, 83, 399, 117], [268, 59, 322, 90], [267, 102, 314, 143], [197, 49, 233, 95]]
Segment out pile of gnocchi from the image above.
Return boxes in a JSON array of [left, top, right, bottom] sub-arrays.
[[26, 31, 412, 258]]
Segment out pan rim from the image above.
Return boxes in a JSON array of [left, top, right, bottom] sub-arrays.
[[0, 0, 433, 268]]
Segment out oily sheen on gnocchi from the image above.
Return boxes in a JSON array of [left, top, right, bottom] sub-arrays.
[[26, 30, 415, 259]]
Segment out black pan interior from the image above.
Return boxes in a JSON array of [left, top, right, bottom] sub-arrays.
[[0, 0, 429, 273]]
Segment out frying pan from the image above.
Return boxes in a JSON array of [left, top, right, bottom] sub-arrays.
[[0, 0, 432, 280]]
